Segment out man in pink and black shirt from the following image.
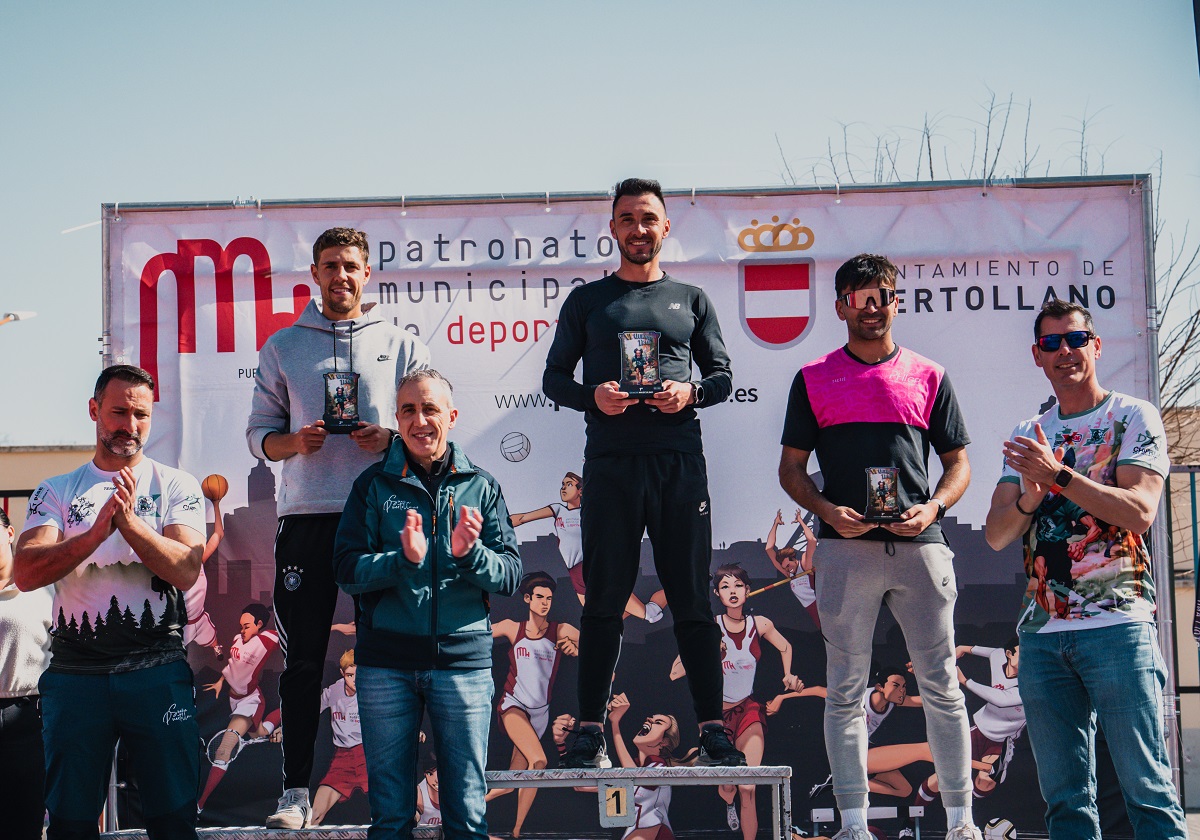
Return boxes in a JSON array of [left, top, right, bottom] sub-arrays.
[[778, 254, 979, 840]]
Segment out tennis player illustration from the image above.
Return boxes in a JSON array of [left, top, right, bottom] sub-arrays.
[[197, 603, 282, 812]]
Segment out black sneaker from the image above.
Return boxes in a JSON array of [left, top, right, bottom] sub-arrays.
[[560, 724, 612, 768], [696, 723, 747, 766]]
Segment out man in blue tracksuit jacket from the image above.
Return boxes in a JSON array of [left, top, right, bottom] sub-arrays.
[[333, 369, 521, 840]]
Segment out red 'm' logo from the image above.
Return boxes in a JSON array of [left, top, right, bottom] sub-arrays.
[[138, 238, 309, 397]]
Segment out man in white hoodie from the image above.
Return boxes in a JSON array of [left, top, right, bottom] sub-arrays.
[[247, 227, 430, 828]]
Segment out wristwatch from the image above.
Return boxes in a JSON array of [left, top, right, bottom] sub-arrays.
[[930, 497, 947, 520], [1052, 467, 1074, 493], [689, 381, 704, 406]]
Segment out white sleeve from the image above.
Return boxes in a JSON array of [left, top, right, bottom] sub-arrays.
[[21, 479, 65, 535], [998, 419, 1038, 485], [320, 684, 333, 714], [164, 470, 206, 537], [1115, 401, 1169, 478], [964, 679, 1022, 708]]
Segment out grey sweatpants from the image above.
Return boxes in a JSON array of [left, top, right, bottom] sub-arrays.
[[816, 539, 972, 811]]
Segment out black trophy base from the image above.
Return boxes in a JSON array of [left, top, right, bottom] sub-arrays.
[[323, 416, 361, 434], [864, 515, 904, 523], [626, 384, 664, 399]]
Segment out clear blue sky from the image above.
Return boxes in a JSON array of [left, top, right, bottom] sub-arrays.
[[2, 0, 1197, 445]]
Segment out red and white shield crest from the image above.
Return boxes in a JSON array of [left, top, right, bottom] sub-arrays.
[[738, 258, 815, 349]]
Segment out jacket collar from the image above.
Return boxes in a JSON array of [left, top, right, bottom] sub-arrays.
[[383, 440, 475, 480]]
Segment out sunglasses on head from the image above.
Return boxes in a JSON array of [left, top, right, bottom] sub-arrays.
[[837, 288, 897, 309], [1035, 330, 1095, 352]]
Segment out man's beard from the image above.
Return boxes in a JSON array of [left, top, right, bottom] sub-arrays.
[[617, 239, 661, 266], [101, 430, 143, 458], [324, 289, 362, 315]]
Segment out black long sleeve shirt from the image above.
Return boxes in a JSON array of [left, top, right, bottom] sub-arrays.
[[543, 273, 732, 457]]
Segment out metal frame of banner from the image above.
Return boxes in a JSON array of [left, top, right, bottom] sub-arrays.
[[100, 174, 1152, 217]]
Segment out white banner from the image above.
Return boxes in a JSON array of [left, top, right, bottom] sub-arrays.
[[105, 181, 1154, 832], [107, 183, 1153, 545]]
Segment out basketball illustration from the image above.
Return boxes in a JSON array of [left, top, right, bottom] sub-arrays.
[[201, 473, 229, 501]]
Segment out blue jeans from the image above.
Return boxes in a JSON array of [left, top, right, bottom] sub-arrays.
[[1019, 622, 1187, 839], [357, 665, 493, 840]]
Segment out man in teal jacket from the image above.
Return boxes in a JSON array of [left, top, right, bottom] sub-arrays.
[[334, 369, 521, 840]]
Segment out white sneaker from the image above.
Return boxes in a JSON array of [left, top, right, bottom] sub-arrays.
[[645, 602, 664, 623], [945, 824, 983, 840], [266, 787, 310, 829], [725, 802, 740, 831], [830, 828, 872, 840]]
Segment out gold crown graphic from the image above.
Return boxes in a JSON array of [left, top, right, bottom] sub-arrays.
[[737, 216, 814, 253]]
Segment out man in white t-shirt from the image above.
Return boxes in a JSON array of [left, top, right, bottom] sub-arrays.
[[15, 365, 206, 839], [985, 299, 1186, 838]]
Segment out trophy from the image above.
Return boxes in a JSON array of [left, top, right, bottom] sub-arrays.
[[619, 331, 663, 398], [864, 467, 903, 522], [323, 371, 361, 434]]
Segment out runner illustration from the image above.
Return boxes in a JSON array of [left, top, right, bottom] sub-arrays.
[[509, 472, 665, 622], [670, 564, 802, 840], [487, 572, 580, 837], [309, 649, 367, 826], [197, 604, 282, 812], [763, 508, 819, 630], [608, 691, 695, 840], [777, 664, 925, 801]]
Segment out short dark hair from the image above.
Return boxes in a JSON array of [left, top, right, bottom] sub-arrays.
[[242, 603, 271, 628], [520, 571, 556, 597], [312, 227, 370, 266], [712, 563, 750, 590], [834, 253, 898, 296], [874, 665, 907, 686], [563, 471, 582, 485], [612, 178, 666, 217], [1033, 298, 1094, 340], [0, 508, 10, 529], [1005, 636, 1020, 655], [94, 365, 155, 403]]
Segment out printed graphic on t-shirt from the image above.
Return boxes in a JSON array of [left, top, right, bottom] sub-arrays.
[[22, 459, 206, 670], [1000, 393, 1168, 632]]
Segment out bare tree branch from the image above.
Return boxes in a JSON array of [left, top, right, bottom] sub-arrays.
[[775, 133, 797, 186]]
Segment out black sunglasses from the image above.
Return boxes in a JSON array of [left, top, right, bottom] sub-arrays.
[[1035, 330, 1095, 352]]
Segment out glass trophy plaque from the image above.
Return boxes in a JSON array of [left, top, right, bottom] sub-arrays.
[[864, 466, 903, 522], [619, 331, 663, 397], [323, 371, 361, 434]]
